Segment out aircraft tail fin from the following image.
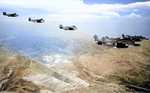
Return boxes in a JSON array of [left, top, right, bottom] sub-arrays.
[[93, 35, 98, 41], [3, 12, 6, 15], [29, 17, 31, 21], [59, 24, 63, 29]]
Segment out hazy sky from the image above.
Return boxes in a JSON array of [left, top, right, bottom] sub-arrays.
[[0, 0, 150, 38], [84, 0, 149, 4]]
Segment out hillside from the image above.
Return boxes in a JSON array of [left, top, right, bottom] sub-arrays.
[[72, 40, 150, 92], [0, 40, 150, 92], [0, 42, 87, 92]]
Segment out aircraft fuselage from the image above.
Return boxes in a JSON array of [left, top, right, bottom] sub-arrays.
[[3, 12, 18, 17]]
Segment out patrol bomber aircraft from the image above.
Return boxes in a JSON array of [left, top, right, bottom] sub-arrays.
[[29, 17, 45, 23], [59, 24, 77, 30], [93, 35, 140, 48], [3, 12, 18, 17], [93, 35, 129, 48]]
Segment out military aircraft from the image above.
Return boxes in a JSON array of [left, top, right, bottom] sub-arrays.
[[59, 24, 77, 30], [3, 12, 18, 17], [93, 34, 142, 48], [118, 34, 149, 42], [93, 35, 129, 48], [28, 17, 45, 23]]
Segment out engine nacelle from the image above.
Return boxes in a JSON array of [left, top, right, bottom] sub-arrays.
[[3, 12, 6, 15], [29, 17, 31, 21], [116, 43, 128, 48], [59, 24, 63, 29]]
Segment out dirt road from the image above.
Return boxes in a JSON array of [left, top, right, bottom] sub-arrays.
[[72, 40, 150, 92], [0, 40, 150, 92]]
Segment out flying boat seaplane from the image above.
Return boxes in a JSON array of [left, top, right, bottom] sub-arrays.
[[3, 12, 18, 17], [28, 17, 45, 23], [59, 24, 77, 30]]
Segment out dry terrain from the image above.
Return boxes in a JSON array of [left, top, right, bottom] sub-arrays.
[[0, 42, 89, 92], [0, 40, 150, 92], [71, 40, 150, 92]]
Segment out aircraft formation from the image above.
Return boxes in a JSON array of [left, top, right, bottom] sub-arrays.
[[3, 12, 77, 31], [2, 12, 149, 49], [93, 34, 149, 48]]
